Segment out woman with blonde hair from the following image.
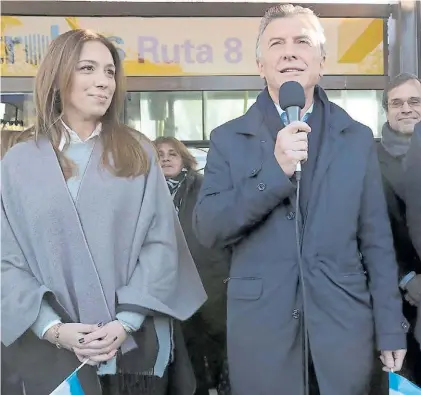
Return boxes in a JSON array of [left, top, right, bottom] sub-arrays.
[[154, 136, 231, 395], [1, 29, 206, 395]]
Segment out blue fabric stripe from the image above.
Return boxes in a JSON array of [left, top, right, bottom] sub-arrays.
[[67, 371, 85, 395], [389, 372, 421, 393]]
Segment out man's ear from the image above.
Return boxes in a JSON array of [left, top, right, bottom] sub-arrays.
[[257, 57, 266, 80], [319, 55, 326, 78]]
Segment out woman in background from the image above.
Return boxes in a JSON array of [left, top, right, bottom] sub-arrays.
[[1, 30, 206, 395], [154, 136, 231, 395]]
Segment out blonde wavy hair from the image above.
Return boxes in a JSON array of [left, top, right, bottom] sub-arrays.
[[24, 29, 149, 179]]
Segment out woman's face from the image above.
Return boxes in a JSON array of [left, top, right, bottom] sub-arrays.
[[66, 41, 116, 122], [157, 143, 184, 178]]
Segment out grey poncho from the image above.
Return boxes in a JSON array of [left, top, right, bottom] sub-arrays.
[[1, 136, 207, 350]]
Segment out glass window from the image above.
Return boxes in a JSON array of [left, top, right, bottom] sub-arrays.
[[325, 90, 344, 109], [201, 89, 384, 139], [204, 91, 259, 138], [326, 90, 385, 138], [4, 89, 384, 142], [125, 91, 203, 141], [188, 147, 209, 174], [1, 93, 35, 128]]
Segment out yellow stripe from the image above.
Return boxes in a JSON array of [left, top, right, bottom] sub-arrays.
[[65, 17, 80, 30], [338, 18, 383, 63]]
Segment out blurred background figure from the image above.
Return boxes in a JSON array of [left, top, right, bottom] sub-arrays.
[[154, 136, 231, 395], [404, 121, 421, 349], [376, 73, 421, 390]]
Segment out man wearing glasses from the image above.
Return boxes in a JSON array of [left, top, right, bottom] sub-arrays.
[[377, 73, 421, 387]]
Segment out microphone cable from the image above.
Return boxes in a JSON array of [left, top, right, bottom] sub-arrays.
[[294, 169, 310, 395], [279, 80, 310, 395]]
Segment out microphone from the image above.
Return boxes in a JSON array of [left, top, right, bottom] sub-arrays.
[[278, 81, 306, 174]]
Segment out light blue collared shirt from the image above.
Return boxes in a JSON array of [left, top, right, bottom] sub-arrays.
[[275, 103, 314, 123]]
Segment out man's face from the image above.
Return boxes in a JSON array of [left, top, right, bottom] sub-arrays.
[[257, 15, 325, 102], [386, 79, 421, 135]]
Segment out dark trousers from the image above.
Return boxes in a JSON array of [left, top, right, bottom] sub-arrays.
[[100, 372, 169, 395], [182, 313, 228, 395], [309, 352, 320, 395], [405, 333, 421, 387], [1, 345, 23, 395], [1, 361, 23, 395]]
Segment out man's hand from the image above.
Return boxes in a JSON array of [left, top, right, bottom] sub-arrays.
[[380, 349, 407, 372], [72, 320, 128, 364], [274, 121, 311, 177], [405, 274, 421, 306]]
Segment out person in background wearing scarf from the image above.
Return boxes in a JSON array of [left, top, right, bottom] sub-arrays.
[[154, 136, 231, 395], [404, 121, 421, 349], [377, 73, 421, 388]]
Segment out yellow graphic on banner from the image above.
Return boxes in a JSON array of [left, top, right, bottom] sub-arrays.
[[0, 16, 384, 77], [337, 18, 383, 75], [65, 17, 81, 30]]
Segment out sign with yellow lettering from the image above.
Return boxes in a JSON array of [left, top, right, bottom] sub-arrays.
[[1, 16, 384, 77]]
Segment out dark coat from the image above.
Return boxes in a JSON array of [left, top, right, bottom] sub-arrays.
[[177, 172, 230, 335], [416, 304, 421, 347], [1, 344, 23, 395], [193, 87, 407, 395], [374, 135, 421, 390], [377, 139, 421, 330], [175, 171, 231, 392], [377, 142, 421, 283], [404, 122, 421, 345]]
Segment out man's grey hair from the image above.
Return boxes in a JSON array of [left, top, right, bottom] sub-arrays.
[[256, 4, 326, 61], [382, 72, 421, 111]]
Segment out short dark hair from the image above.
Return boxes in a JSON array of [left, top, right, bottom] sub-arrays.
[[382, 72, 421, 111]]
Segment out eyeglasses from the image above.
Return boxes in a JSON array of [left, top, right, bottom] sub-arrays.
[[388, 97, 421, 109]]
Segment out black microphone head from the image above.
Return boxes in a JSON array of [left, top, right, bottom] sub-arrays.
[[278, 81, 305, 111]]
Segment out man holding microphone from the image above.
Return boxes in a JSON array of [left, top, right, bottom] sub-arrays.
[[193, 4, 407, 395]]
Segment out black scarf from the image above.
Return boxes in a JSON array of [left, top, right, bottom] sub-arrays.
[[381, 122, 412, 162], [255, 87, 326, 219], [165, 169, 188, 213]]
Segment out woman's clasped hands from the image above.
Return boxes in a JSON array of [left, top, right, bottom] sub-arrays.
[[44, 321, 128, 366]]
